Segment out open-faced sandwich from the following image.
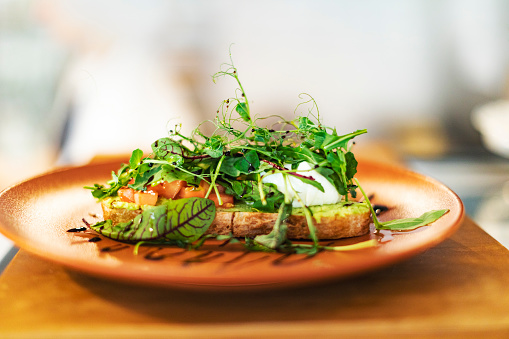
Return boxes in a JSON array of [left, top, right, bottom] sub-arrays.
[[85, 55, 448, 255]]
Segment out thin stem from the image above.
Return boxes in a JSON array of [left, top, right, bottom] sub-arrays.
[[234, 73, 250, 121], [257, 173, 266, 205], [260, 159, 316, 181], [145, 159, 210, 182], [291, 239, 377, 251], [286, 177, 318, 245], [354, 178, 382, 229], [205, 155, 226, 204]]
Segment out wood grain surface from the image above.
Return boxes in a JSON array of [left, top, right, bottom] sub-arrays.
[[1, 217, 509, 338]]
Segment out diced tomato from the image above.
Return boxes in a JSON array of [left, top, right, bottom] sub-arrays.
[[128, 178, 135, 185], [118, 187, 135, 203], [134, 191, 158, 206], [198, 180, 226, 193], [146, 185, 161, 195], [148, 180, 187, 199], [208, 192, 234, 207], [177, 180, 217, 199], [177, 186, 206, 199], [178, 181, 233, 207]]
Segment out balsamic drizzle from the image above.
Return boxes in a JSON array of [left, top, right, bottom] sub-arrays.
[[72, 194, 390, 264], [183, 251, 224, 265], [67, 227, 87, 233], [143, 248, 187, 261], [100, 245, 130, 253]]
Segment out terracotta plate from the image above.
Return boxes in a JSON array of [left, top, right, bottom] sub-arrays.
[[0, 160, 464, 290]]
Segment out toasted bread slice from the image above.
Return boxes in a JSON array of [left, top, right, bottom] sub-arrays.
[[101, 198, 371, 240]]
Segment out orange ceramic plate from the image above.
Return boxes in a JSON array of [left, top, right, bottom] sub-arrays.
[[0, 160, 464, 290]]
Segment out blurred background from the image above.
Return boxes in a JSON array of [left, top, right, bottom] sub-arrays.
[[2, 0, 509, 259]]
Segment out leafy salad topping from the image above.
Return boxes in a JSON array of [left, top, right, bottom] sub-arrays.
[[85, 51, 448, 256]]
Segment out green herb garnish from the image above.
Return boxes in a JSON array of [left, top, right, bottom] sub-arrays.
[[85, 50, 448, 256], [355, 178, 449, 231], [379, 210, 449, 231]]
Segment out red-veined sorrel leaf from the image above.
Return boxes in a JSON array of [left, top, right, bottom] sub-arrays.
[[90, 198, 216, 242], [164, 197, 216, 242]]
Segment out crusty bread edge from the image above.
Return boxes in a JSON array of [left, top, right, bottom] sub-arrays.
[[101, 200, 371, 240]]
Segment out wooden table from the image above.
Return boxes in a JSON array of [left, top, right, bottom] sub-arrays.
[[1, 217, 508, 338]]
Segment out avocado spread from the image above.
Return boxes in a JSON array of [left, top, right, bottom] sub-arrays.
[[293, 202, 370, 222], [106, 196, 369, 223]]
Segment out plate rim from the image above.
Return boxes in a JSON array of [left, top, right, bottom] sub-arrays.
[[0, 160, 465, 290]]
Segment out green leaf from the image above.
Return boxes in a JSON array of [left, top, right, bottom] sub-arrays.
[[91, 198, 216, 243], [290, 173, 324, 192], [204, 135, 225, 158], [326, 152, 347, 190], [379, 209, 449, 231], [164, 198, 216, 242], [84, 164, 130, 200], [129, 163, 200, 191], [312, 166, 345, 195], [292, 245, 320, 256], [222, 150, 261, 175], [251, 184, 284, 212], [129, 165, 160, 190], [322, 129, 367, 151], [222, 178, 283, 213], [234, 150, 260, 173], [243, 237, 277, 253], [220, 157, 241, 177], [235, 102, 250, 122], [226, 180, 244, 197], [158, 164, 201, 186], [297, 116, 318, 131], [313, 130, 327, 149], [344, 151, 358, 180], [129, 149, 144, 169], [91, 204, 169, 241], [151, 138, 185, 166], [205, 148, 224, 158], [85, 183, 109, 199], [294, 145, 324, 164], [254, 202, 292, 249]]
